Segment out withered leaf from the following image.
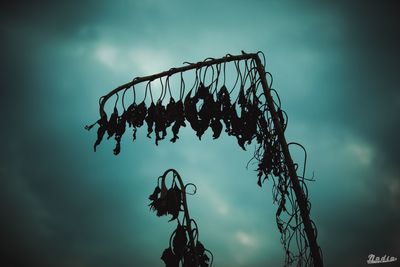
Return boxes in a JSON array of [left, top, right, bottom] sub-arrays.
[[93, 114, 108, 152], [172, 223, 187, 258], [184, 90, 200, 133], [161, 248, 179, 267], [166, 97, 177, 126], [238, 86, 247, 108], [256, 115, 269, 143], [167, 185, 182, 221], [125, 102, 136, 127], [170, 100, 186, 143], [155, 101, 168, 145], [149, 186, 161, 201], [196, 90, 214, 139], [217, 85, 231, 108], [107, 107, 118, 139], [145, 102, 156, 138], [183, 249, 196, 267], [155, 197, 168, 217], [195, 82, 209, 100], [134, 101, 147, 127], [210, 94, 222, 119], [113, 113, 127, 155], [240, 103, 258, 146], [148, 181, 168, 217], [196, 241, 210, 267], [210, 118, 222, 139]]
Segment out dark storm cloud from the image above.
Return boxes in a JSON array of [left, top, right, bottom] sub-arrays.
[[317, 6, 400, 259], [1, 0, 104, 35], [0, 132, 153, 266], [284, 4, 400, 261], [0, 2, 151, 266], [334, 2, 400, 173], [303, 2, 400, 258]]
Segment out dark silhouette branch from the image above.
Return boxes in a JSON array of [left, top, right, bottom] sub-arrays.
[[149, 169, 212, 266], [254, 56, 323, 267], [161, 169, 200, 266], [99, 53, 257, 117]]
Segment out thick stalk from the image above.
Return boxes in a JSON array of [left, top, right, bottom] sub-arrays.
[[253, 56, 323, 267]]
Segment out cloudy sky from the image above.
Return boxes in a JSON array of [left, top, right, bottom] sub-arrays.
[[1, 1, 399, 266]]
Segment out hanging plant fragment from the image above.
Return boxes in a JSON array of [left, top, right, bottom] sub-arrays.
[[148, 169, 213, 267]]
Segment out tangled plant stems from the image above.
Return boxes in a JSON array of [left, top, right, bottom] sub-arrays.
[[86, 52, 323, 267], [149, 169, 213, 267]]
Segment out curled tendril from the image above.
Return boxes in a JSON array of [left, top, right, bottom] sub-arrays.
[[179, 72, 185, 100], [184, 183, 197, 195], [158, 77, 164, 103]]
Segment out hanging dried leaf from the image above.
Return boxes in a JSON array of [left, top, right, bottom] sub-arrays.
[[172, 223, 187, 258], [155, 101, 168, 145], [125, 102, 136, 128], [107, 107, 118, 139], [210, 118, 222, 139], [226, 103, 246, 150], [184, 90, 200, 133], [196, 87, 214, 140], [161, 248, 179, 267], [194, 82, 208, 99], [183, 249, 196, 267], [210, 93, 222, 119], [145, 102, 156, 138], [113, 113, 127, 155], [149, 186, 161, 201], [90, 114, 108, 152], [256, 146, 273, 187], [240, 102, 258, 146], [170, 100, 186, 143], [256, 115, 269, 143], [166, 97, 177, 127], [148, 182, 169, 217], [196, 241, 210, 267], [218, 86, 234, 133], [135, 101, 147, 127], [167, 185, 182, 221], [217, 85, 231, 108], [238, 86, 247, 108]]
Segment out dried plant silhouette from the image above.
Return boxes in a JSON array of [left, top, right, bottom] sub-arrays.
[[86, 51, 323, 266], [149, 169, 213, 267]]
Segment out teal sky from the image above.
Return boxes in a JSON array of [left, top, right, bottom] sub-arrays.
[[1, 1, 399, 266]]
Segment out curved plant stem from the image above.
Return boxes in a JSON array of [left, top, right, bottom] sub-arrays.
[[254, 57, 323, 267], [162, 168, 200, 266], [99, 54, 257, 117]]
